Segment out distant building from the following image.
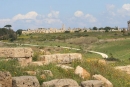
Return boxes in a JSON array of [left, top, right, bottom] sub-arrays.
[[128, 20, 130, 32]]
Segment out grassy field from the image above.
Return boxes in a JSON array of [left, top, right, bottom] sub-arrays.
[[1, 31, 130, 86], [92, 38, 130, 60]]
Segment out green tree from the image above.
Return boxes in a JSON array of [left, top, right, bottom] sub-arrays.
[[104, 26, 111, 32], [93, 27, 98, 30], [16, 29, 23, 36], [4, 25, 12, 29]]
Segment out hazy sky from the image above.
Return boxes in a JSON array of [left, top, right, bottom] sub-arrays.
[[0, 0, 130, 30]]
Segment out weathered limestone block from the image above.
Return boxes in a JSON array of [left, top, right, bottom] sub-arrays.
[[81, 80, 104, 87], [16, 57, 32, 66], [39, 53, 82, 65], [12, 76, 40, 87], [93, 74, 113, 87], [0, 48, 33, 58], [115, 65, 130, 74], [41, 79, 79, 87], [0, 71, 12, 87], [69, 53, 82, 61], [75, 66, 90, 80]]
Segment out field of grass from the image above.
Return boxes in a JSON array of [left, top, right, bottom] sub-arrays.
[[0, 59, 130, 87], [92, 38, 130, 60], [1, 31, 130, 86]]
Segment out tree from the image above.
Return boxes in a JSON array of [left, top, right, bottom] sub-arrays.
[[4, 25, 12, 29], [104, 26, 111, 32], [93, 27, 98, 30], [16, 29, 23, 36]]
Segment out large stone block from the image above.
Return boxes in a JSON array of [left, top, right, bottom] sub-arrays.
[[75, 66, 90, 80], [93, 74, 113, 87], [12, 76, 40, 87], [0, 71, 12, 87], [0, 48, 33, 58], [81, 80, 104, 87], [42, 79, 79, 87], [39, 53, 82, 65], [16, 57, 32, 66]]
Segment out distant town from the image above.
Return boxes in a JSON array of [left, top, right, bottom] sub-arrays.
[[22, 24, 128, 34]]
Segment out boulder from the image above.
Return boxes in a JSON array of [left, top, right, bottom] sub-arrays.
[[12, 76, 40, 87], [81, 80, 104, 87], [115, 65, 130, 74], [41, 79, 79, 87], [0, 71, 12, 87], [92, 74, 113, 87], [39, 53, 82, 65], [75, 66, 90, 79], [0, 48, 33, 58]]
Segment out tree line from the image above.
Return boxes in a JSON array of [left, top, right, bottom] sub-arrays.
[[0, 25, 17, 41]]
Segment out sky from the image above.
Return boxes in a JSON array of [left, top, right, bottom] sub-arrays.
[[0, 0, 130, 30]]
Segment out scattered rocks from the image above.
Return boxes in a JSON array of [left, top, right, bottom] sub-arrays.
[[75, 66, 90, 80], [12, 76, 40, 87], [93, 74, 113, 87]]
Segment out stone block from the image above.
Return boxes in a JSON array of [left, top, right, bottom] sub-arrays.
[[75, 66, 90, 80], [93, 74, 113, 87], [0, 71, 12, 87], [42, 79, 79, 87], [81, 80, 104, 87], [16, 57, 32, 66], [0, 48, 33, 58], [12, 76, 40, 87]]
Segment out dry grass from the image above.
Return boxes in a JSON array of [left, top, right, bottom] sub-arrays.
[[66, 37, 98, 45]]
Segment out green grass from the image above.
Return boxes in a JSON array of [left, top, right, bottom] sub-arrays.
[[92, 39, 130, 60], [0, 59, 130, 87]]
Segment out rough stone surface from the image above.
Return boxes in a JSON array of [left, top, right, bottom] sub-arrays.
[[115, 65, 130, 74], [12, 76, 40, 87], [93, 74, 113, 87], [42, 79, 79, 87], [39, 53, 82, 65], [0, 47, 33, 58], [75, 66, 90, 79], [16, 57, 32, 66], [0, 71, 12, 87], [81, 80, 104, 87]]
